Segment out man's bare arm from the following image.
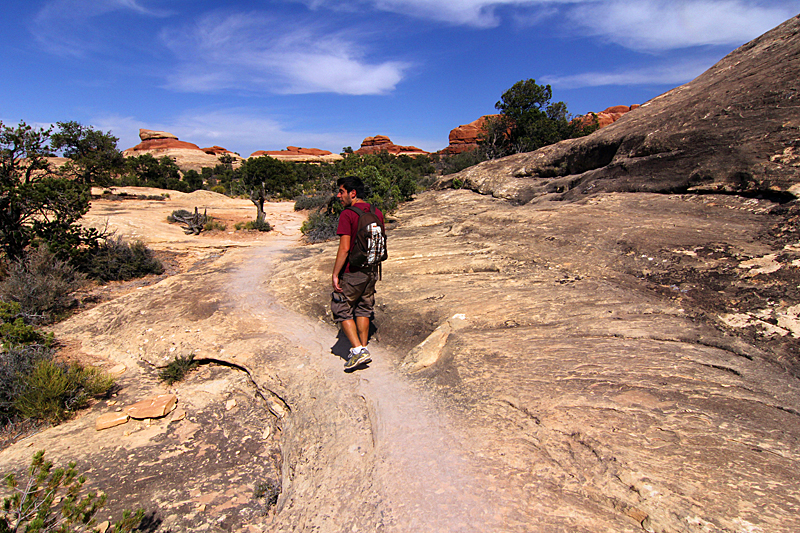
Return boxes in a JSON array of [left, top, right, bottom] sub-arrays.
[[332, 234, 351, 292]]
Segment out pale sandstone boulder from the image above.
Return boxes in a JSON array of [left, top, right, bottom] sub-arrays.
[[95, 412, 130, 430], [125, 394, 178, 419]]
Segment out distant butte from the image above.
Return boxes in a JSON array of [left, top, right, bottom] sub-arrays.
[[123, 129, 243, 171], [250, 146, 343, 163], [354, 135, 428, 156]]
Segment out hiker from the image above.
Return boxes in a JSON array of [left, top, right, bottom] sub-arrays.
[[331, 175, 387, 370]]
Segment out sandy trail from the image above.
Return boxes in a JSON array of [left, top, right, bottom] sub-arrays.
[[225, 229, 509, 531]]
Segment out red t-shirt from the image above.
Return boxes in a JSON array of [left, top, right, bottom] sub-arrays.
[[336, 202, 385, 273]]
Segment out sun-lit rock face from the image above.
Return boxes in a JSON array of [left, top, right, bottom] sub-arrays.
[[437, 14, 800, 203], [123, 129, 243, 171], [354, 135, 428, 156], [442, 115, 501, 154], [249, 146, 343, 163], [573, 105, 641, 130]]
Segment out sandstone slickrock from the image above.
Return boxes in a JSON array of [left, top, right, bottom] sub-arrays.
[[437, 15, 800, 203], [354, 135, 429, 156], [125, 394, 178, 419]]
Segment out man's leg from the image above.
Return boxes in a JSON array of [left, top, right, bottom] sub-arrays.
[[340, 318, 362, 350], [356, 316, 370, 348]]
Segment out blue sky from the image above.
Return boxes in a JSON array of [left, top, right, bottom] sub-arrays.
[[2, 1, 797, 157]]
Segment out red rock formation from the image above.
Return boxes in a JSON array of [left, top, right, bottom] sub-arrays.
[[249, 146, 342, 162], [573, 105, 640, 130], [202, 146, 237, 156], [443, 115, 501, 155], [123, 129, 243, 171], [354, 136, 428, 156], [251, 146, 333, 158]]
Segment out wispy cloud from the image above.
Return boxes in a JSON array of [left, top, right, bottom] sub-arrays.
[[161, 12, 410, 95], [32, 0, 169, 57], [299, 0, 797, 49], [542, 57, 715, 88], [566, 0, 798, 51]]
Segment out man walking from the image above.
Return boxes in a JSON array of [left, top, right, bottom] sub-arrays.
[[331, 176, 385, 370]]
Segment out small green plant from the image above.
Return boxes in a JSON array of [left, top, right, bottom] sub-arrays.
[[234, 220, 272, 232], [0, 302, 49, 348], [210, 185, 226, 195], [158, 353, 199, 385], [1, 450, 144, 533], [253, 479, 280, 513], [203, 219, 227, 232], [13, 361, 115, 423]]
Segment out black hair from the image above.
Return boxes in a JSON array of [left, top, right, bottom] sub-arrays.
[[337, 175, 366, 200]]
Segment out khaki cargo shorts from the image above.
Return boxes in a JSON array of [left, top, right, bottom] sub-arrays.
[[332, 269, 379, 323]]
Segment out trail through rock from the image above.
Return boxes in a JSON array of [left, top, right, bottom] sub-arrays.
[[225, 239, 513, 532]]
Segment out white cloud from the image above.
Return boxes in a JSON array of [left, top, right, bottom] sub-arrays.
[[161, 12, 410, 95], [565, 0, 796, 51], [299, 0, 797, 48], [542, 57, 714, 88]]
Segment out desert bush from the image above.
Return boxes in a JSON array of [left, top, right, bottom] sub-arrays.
[[167, 209, 193, 222], [0, 344, 51, 426], [13, 359, 115, 423], [234, 220, 272, 232], [158, 354, 199, 385], [294, 193, 333, 211], [1, 450, 144, 533], [81, 236, 163, 282], [300, 211, 339, 243], [0, 247, 86, 322], [0, 302, 49, 349], [203, 219, 227, 232]]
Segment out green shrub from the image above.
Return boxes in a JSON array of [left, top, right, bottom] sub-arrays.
[[0, 344, 50, 426], [0, 302, 48, 349], [159, 354, 199, 385], [294, 193, 333, 211], [82, 236, 163, 282], [234, 220, 272, 232], [301, 211, 339, 243], [1, 450, 144, 533], [0, 247, 86, 322], [203, 219, 227, 231], [13, 360, 115, 423], [211, 185, 226, 195]]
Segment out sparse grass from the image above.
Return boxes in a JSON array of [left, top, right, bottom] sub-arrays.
[[158, 353, 199, 385]]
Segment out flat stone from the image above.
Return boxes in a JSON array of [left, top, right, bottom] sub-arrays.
[[95, 412, 130, 430], [125, 394, 178, 419]]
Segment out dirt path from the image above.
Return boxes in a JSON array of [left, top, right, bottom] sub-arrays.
[[222, 229, 522, 531]]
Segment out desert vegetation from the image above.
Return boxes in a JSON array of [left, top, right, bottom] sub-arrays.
[[1, 450, 144, 532], [0, 121, 163, 438]]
